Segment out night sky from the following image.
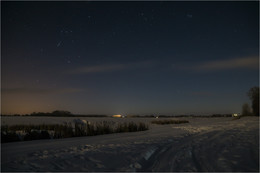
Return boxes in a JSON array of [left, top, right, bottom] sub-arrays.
[[1, 1, 259, 115]]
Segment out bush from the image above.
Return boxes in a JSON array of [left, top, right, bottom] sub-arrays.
[[138, 122, 148, 131], [24, 131, 40, 141], [23, 130, 50, 141], [1, 132, 20, 143], [40, 131, 51, 139]]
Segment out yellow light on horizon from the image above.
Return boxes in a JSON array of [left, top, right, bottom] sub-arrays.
[[112, 114, 122, 118]]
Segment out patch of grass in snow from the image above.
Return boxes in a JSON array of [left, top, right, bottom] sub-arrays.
[[1, 121, 149, 143], [151, 119, 189, 125]]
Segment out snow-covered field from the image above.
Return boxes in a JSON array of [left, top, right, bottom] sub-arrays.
[[1, 116, 259, 172]]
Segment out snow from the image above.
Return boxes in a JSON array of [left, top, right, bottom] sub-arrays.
[[1, 116, 259, 172], [143, 146, 158, 160]]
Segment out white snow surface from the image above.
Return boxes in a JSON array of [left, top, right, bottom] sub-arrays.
[[1, 116, 259, 172]]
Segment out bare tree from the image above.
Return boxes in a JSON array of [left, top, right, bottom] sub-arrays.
[[247, 86, 259, 116], [242, 103, 251, 116]]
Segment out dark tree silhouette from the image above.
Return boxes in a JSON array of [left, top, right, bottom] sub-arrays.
[[247, 86, 259, 116], [52, 110, 72, 116], [242, 103, 251, 116]]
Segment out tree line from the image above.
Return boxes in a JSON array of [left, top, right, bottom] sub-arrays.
[[1, 110, 108, 117]]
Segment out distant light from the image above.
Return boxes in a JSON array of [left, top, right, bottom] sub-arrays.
[[112, 114, 122, 118], [232, 113, 240, 117]]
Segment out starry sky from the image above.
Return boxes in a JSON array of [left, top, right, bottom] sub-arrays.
[[1, 1, 259, 115]]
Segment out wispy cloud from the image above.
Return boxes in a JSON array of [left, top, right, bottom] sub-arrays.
[[174, 56, 259, 72], [195, 56, 258, 71], [2, 87, 84, 95], [69, 61, 154, 74]]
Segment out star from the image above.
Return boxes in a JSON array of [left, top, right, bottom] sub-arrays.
[[186, 14, 193, 18], [57, 41, 62, 47]]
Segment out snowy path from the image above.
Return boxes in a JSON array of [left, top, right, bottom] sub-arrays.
[[1, 117, 259, 172], [140, 125, 259, 172]]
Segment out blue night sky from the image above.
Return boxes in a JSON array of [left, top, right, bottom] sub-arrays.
[[1, 1, 259, 115]]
